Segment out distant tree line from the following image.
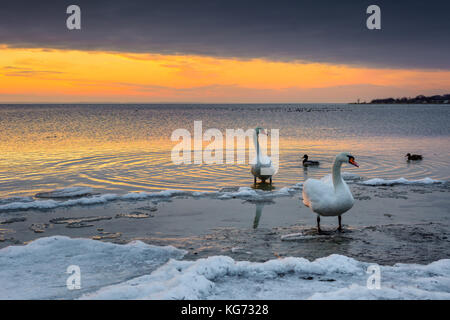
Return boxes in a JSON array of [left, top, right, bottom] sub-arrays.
[[368, 94, 450, 104]]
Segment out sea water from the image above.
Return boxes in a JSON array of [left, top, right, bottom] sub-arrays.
[[0, 103, 448, 198]]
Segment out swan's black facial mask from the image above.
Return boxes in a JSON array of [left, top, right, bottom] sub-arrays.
[[347, 155, 359, 167]]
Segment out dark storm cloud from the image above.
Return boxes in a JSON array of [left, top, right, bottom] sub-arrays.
[[0, 0, 449, 69]]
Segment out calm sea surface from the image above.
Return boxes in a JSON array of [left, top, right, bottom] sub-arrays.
[[0, 104, 449, 197]]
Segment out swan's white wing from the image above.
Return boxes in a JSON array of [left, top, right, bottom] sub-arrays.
[[259, 155, 272, 165], [319, 174, 333, 185], [250, 156, 277, 176], [303, 176, 355, 216], [302, 178, 334, 212], [250, 155, 272, 166], [261, 164, 277, 176]]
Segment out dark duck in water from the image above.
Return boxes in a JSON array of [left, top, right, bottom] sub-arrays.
[[302, 154, 320, 166], [406, 153, 423, 161]]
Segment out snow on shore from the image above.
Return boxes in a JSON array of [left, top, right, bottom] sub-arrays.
[[1, 236, 449, 300]]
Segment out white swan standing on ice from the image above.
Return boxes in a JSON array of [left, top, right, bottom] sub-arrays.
[[302, 152, 359, 233], [251, 127, 276, 184]]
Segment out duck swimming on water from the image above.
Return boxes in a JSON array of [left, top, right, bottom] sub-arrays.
[[406, 153, 423, 161], [302, 154, 320, 166]]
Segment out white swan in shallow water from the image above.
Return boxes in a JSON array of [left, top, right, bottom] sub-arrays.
[[251, 127, 276, 184], [302, 152, 359, 233]]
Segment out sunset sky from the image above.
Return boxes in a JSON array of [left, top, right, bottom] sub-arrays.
[[1, 0, 449, 103]]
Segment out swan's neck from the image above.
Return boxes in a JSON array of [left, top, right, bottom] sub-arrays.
[[254, 132, 260, 164], [332, 159, 344, 191]]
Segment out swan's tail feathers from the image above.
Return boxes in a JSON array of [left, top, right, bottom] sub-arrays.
[[302, 190, 311, 207], [260, 166, 276, 176]]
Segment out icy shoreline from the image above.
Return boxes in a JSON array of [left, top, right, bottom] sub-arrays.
[[0, 175, 445, 212], [0, 236, 449, 300]]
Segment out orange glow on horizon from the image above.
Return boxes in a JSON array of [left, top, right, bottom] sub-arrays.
[[1, 47, 449, 103]]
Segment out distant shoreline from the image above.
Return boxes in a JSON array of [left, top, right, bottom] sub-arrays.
[[350, 94, 450, 104]]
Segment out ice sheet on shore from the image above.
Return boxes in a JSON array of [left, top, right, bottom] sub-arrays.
[[0, 186, 299, 212], [0, 236, 186, 299], [359, 177, 443, 186], [1, 236, 449, 300], [82, 253, 450, 300], [35, 187, 93, 199], [0, 175, 446, 212]]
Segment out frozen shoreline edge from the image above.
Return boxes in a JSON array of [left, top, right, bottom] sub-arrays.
[[0, 235, 449, 300], [0, 176, 446, 213]]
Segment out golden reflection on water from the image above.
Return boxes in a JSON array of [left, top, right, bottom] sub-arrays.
[[0, 103, 449, 197], [1, 134, 448, 198]]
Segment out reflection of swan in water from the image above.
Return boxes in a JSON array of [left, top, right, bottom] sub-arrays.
[[253, 202, 264, 229]]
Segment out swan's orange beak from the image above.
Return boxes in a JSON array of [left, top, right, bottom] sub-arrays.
[[349, 158, 359, 167]]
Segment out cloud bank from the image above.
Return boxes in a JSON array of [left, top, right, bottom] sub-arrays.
[[0, 0, 449, 69]]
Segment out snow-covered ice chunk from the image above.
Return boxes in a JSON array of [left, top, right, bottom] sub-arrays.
[[0, 236, 186, 299], [2, 237, 449, 300], [360, 177, 443, 186], [35, 187, 93, 199], [82, 254, 450, 300]]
